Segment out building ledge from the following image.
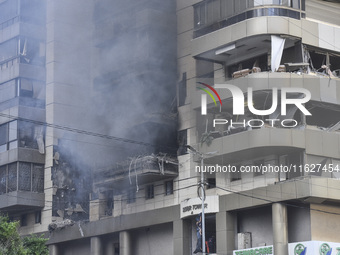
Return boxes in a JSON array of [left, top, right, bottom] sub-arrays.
[[0, 191, 45, 212]]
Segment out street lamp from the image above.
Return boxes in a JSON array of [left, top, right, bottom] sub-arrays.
[[185, 145, 217, 254]]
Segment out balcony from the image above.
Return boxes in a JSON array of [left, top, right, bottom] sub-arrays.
[[193, 0, 305, 38], [0, 161, 44, 211], [199, 127, 340, 164], [94, 154, 178, 192]]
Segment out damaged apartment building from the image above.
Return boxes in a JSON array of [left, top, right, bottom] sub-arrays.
[[1, 0, 340, 255]]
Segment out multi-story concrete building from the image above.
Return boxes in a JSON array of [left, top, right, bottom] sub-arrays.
[[1, 0, 340, 255]]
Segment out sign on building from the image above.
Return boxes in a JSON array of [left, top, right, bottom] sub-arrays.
[[180, 196, 219, 218], [289, 241, 340, 255], [233, 245, 274, 255]]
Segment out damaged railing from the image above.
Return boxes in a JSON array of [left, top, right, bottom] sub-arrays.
[[94, 153, 178, 186]]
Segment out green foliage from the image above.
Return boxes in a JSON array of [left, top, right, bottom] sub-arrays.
[[0, 215, 48, 255], [0, 216, 26, 255], [23, 235, 49, 255]]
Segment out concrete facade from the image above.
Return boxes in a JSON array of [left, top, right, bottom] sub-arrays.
[[0, 0, 340, 254]]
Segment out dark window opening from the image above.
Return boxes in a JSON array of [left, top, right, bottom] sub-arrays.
[[106, 191, 114, 216], [146, 184, 154, 199], [253, 160, 265, 176], [127, 189, 136, 204], [21, 214, 27, 227], [286, 152, 302, 179], [178, 129, 188, 156], [306, 103, 340, 129], [227, 54, 268, 79], [231, 166, 241, 181], [35, 211, 41, 224], [165, 180, 173, 195], [207, 177, 216, 189], [178, 72, 187, 107]]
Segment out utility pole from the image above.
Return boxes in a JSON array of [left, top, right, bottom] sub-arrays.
[[186, 145, 217, 254], [200, 155, 206, 255]]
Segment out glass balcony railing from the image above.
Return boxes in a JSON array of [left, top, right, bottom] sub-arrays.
[[194, 0, 305, 37]]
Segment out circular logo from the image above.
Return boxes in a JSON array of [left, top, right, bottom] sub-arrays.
[[295, 244, 306, 255], [320, 243, 331, 255]]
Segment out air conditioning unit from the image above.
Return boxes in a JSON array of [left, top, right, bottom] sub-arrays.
[[238, 232, 252, 250]]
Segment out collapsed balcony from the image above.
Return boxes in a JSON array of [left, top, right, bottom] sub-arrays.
[[94, 154, 178, 192]]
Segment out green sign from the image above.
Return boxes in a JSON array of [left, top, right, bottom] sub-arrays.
[[234, 246, 273, 255]]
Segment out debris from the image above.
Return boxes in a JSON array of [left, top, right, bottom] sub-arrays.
[[48, 219, 74, 232], [53, 151, 60, 164], [78, 222, 84, 237]]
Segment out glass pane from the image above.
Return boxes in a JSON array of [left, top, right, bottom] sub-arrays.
[[0, 166, 6, 194], [0, 123, 8, 145], [18, 121, 37, 149], [226, 0, 234, 17], [0, 0, 19, 24], [32, 164, 44, 192], [8, 121, 17, 141], [9, 141, 18, 150], [0, 80, 16, 103], [292, 0, 300, 9], [18, 162, 31, 191], [0, 38, 18, 62], [7, 163, 17, 192]]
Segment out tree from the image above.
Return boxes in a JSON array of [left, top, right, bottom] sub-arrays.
[[0, 216, 26, 255], [0, 215, 49, 255], [23, 235, 49, 255]]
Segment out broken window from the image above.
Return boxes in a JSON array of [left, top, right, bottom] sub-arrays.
[[19, 37, 45, 66], [165, 180, 173, 195], [307, 48, 340, 77], [146, 184, 154, 199], [227, 54, 268, 79], [32, 164, 44, 193], [18, 120, 43, 150], [306, 102, 340, 129]]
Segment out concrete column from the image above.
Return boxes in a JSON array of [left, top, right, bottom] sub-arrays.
[[105, 242, 115, 255], [120, 231, 131, 255], [49, 244, 58, 255], [173, 219, 191, 255], [216, 211, 236, 255], [272, 203, 288, 255], [91, 236, 102, 255]]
